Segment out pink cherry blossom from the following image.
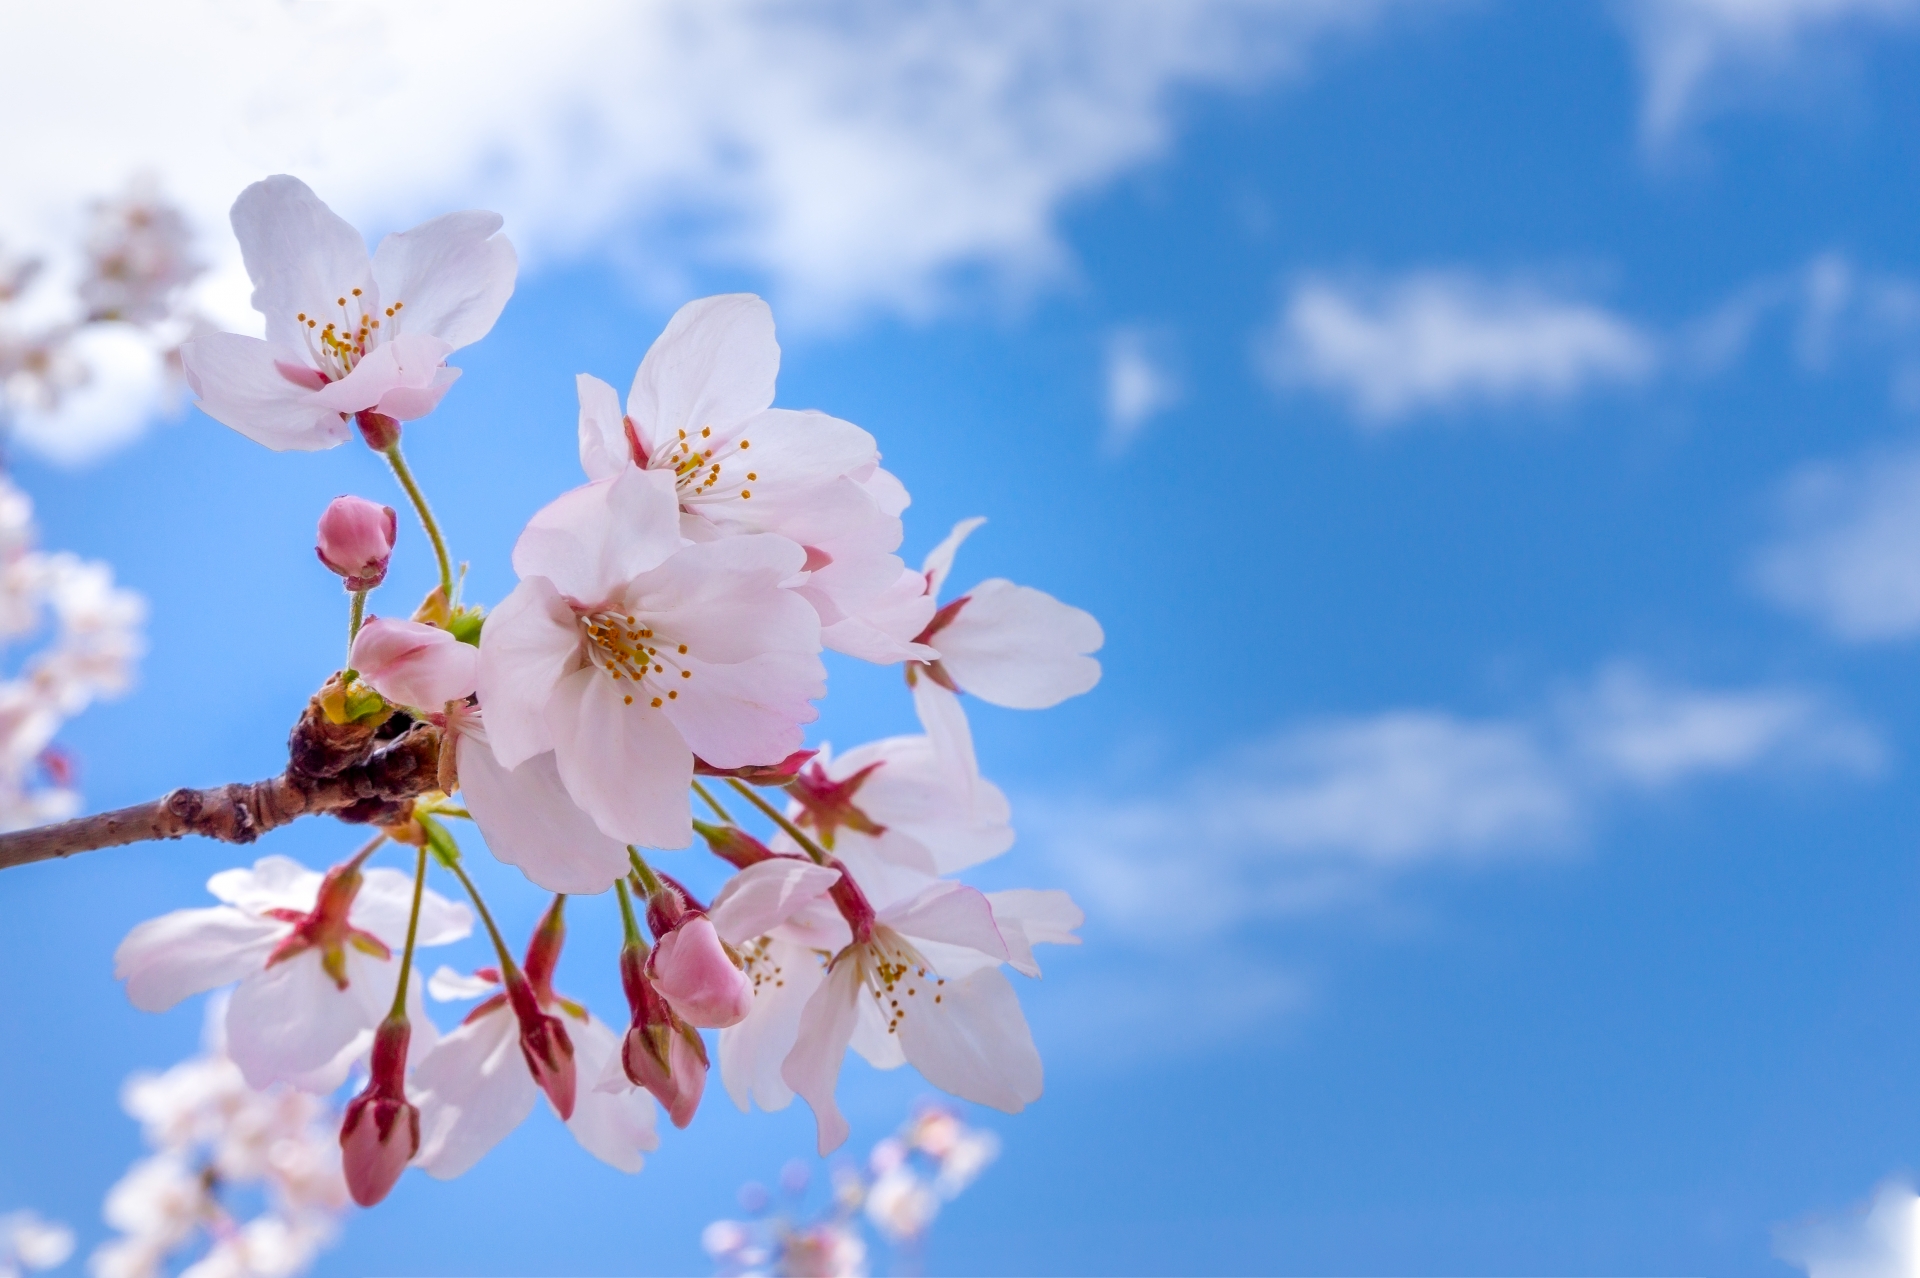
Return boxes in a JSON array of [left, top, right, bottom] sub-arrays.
[[113, 854, 470, 1089], [909, 517, 1103, 709], [476, 463, 824, 849], [179, 176, 516, 452], [781, 876, 1041, 1155], [314, 497, 396, 590], [576, 294, 934, 663], [412, 923, 657, 1178]]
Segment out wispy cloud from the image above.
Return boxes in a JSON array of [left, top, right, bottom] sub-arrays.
[[1755, 446, 1920, 642], [1622, 0, 1920, 145], [1776, 1177, 1920, 1278], [1102, 327, 1182, 454], [1029, 664, 1878, 946], [1261, 272, 1658, 426]]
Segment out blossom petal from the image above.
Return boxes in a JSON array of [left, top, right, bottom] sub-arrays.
[[921, 517, 986, 593], [932, 578, 1103, 709], [225, 948, 393, 1088], [627, 533, 814, 664], [561, 1011, 659, 1173], [370, 209, 517, 350], [350, 617, 478, 711], [475, 576, 579, 768], [709, 860, 843, 945], [458, 733, 631, 893], [114, 907, 285, 1013], [577, 373, 627, 481], [627, 294, 779, 456], [414, 1007, 540, 1180], [348, 867, 472, 949], [719, 939, 825, 1114], [781, 957, 865, 1154], [896, 966, 1041, 1113], [512, 467, 681, 605], [983, 889, 1083, 978], [881, 884, 1008, 962], [230, 176, 372, 351], [547, 666, 694, 848], [178, 333, 353, 452], [205, 855, 321, 912], [312, 332, 456, 420], [662, 650, 822, 771]]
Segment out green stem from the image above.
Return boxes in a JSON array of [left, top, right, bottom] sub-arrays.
[[347, 589, 367, 665], [627, 846, 665, 896], [444, 855, 522, 980], [383, 442, 452, 599], [725, 777, 831, 866], [386, 842, 429, 1019], [614, 877, 645, 949], [690, 778, 737, 825]]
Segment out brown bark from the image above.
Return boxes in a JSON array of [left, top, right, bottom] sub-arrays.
[[0, 722, 442, 872]]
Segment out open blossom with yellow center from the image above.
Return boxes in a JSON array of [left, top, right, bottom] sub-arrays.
[[577, 294, 941, 663], [477, 464, 826, 850], [179, 175, 516, 452]]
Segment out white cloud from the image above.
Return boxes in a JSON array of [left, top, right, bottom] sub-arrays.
[[1755, 447, 1920, 642], [0, 0, 1393, 459], [1776, 1178, 1920, 1278], [1102, 326, 1181, 453], [1263, 272, 1658, 426], [1030, 664, 1876, 944], [1623, 0, 1920, 144]]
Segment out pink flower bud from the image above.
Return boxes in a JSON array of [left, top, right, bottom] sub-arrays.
[[316, 496, 397, 590], [339, 1015, 419, 1206], [618, 943, 707, 1128], [647, 916, 753, 1029], [506, 968, 577, 1120], [349, 617, 477, 711]]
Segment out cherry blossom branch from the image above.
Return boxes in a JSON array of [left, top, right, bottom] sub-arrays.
[[381, 443, 453, 598], [0, 723, 442, 872]]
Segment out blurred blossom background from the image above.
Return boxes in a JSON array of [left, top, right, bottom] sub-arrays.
[[4, 0, 1920, 1273]]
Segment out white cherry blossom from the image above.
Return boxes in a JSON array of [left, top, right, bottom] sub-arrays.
[[113, 854, 470, 1088], [909, 517, 1103, 709], [477, 463, 824, 849], [179, 176, 516, 451], [577, 294, 934, 663]]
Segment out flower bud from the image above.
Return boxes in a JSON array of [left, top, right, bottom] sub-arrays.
[[647, 915, 753, 1029], [618, 943, 707, 1129], [506, 968, 576, 1120], [349, 617, 478, 712], [339, 1015, 419, 1206], [316, 496, 397, 591]]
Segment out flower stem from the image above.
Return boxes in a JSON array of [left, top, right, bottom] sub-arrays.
[[614, 877, 645, 949], [626, 846, 665, 896], [444, 855, 522, 980], [343, 830, 389, 874], [689, 778, 737, 824], [383, 443, 453, 599], [386, 842, 429, 1019], [346, 589, 367, 666], [725, 777, 831, 866]]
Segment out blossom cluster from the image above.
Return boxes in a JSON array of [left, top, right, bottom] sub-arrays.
[[0, 177, 205, 425], [703, 1103, 1002, 1278], [109, 175, 1101, 1210], [0, 473, 144, 830], [91, 1003, 350, 1278]]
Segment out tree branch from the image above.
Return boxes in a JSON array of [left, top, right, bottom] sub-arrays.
[[0, 723, 442, 872]]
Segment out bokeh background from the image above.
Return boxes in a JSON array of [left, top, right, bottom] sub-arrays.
[[5, 1, 1920, 1273]]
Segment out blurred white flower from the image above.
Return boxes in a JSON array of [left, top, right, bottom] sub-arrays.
[[0, 1210, 76, 1278]]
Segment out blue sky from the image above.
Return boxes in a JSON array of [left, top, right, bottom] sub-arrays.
[[6, 1, 1920, 1274]]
